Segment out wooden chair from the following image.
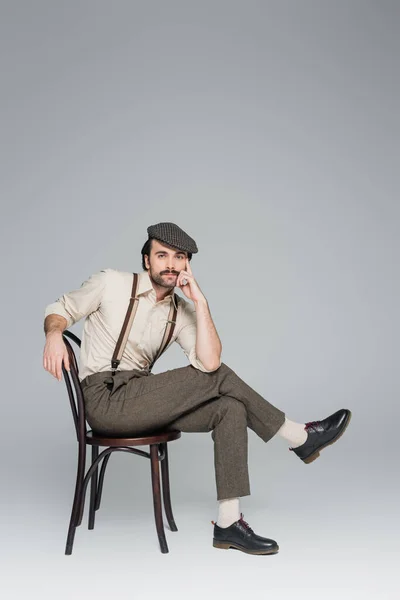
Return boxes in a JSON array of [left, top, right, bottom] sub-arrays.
[[61, 331, 181, 555]]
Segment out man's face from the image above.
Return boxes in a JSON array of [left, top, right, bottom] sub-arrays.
[[145, 239, 188, 289]]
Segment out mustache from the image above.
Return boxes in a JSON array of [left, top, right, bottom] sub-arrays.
[[161, 270, 179, 275]]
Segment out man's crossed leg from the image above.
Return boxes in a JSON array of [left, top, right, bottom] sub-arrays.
[[82, 361, 352, 555]]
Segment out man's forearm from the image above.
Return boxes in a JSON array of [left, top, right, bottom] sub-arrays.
[[44, 314, 68, 336], [193, 296, 222, 370]]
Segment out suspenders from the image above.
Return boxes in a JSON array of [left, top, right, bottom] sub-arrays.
[[110, 272, 179, 376]]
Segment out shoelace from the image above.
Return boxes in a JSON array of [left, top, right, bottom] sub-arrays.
[[288, 420, 321, 451], [238, 513, 254, 533], [304, 420, 321, 432], [210, 512, 254, 533]]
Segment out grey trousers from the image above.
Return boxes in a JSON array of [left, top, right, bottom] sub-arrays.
[[81, 362, 286, 501]]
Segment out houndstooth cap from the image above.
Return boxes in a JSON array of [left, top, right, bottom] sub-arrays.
[[147, 222, 198, 253]]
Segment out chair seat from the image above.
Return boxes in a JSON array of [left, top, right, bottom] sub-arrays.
[[86, 429, 182, 447]]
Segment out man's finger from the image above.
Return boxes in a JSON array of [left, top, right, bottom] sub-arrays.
[[180, 272, 191, 285], [186, 258, 193, 274], [56, 356, 63, 381]]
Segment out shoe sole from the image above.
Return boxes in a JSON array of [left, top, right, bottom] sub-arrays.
[[302, 409, 352, 464], [213, 540, 279, 555]]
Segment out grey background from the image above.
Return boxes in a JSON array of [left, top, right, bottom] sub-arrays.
[[1, 1, 398, 598]]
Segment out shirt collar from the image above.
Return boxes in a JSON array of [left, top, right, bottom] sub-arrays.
[[137, 271, 178, 310]]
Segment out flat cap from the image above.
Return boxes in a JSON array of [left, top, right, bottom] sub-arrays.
[[147, 222, 198, 254]]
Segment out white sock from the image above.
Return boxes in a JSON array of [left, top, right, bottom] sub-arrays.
[[277, 417, 308, 448], [217, 497, 240, 528]]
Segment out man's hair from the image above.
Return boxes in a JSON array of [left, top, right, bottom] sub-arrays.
[[141, 238, 192, 271]]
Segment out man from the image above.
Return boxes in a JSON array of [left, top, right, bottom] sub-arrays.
[[43, 222, 352, 555]]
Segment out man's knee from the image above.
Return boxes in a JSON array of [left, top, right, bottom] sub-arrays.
[[219, 396, 247, 419]]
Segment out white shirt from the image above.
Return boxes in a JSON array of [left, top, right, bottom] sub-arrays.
[[44, 268, 220, 381]]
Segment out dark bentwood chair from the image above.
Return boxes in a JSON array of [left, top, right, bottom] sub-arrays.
[[61, 331, 181, 555]]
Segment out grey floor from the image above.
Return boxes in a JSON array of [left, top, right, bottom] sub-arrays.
[[2, 432, 396, 600]]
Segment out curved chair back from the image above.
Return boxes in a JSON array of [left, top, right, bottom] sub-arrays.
[[62, 331, 88, 442]]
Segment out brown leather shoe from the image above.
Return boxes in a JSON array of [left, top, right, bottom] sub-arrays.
[[212, 514, 279, 555]]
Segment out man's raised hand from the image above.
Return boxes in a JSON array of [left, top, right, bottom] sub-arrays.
[[176, 258, 204, 303]]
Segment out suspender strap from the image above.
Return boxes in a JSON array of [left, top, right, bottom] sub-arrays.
[[110, 273, 179, 375], [111, 273, 139, 375]]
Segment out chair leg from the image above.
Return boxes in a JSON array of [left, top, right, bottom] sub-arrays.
[[150, 444, 169, 554], [65, 441, 86, 555], [88, 445, 99, 530], [95, 453, 112, 511], [160, 442, 178, 532]]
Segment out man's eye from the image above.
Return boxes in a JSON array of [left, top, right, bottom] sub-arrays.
[[158, 254, 185, 259]]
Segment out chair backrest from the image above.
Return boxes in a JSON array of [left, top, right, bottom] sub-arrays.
[[62, 331, 88, 442]]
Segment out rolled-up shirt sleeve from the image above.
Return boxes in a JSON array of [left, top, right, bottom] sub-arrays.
[[174, 300, 221, 373], [44, 270, 107, 328]]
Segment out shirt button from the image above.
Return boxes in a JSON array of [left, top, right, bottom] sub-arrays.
[[137, 344, 143, 349]]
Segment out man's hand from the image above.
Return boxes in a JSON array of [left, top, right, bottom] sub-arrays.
[[176, 258, 205, 304], [43, 331, 70, 381]]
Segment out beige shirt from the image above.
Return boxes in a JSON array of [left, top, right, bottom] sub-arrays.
[[44, 268, 220, 381]]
